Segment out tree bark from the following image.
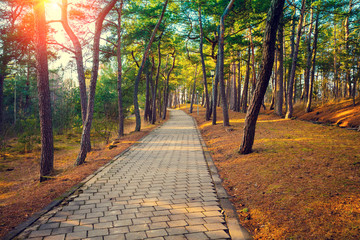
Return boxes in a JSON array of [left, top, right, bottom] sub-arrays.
[[249, 27, 257, 93], [198, 5, 210, 121], [218, 0, 235, 126], [61, 0, 87, 122], [33, 0, 54, 181], [61, 0, 91, 151], [0, 73, 4, 133], [151, 34, 163, 124], [212, 62, 219, 125], [241, 45, 251, 113], [345, 0, 353, 98], [301, 8, 313, 101], [333, 22, 338, 98], [116, 2, 124, 138], [162, 53, 176, 119], [275, 18, 284, 116], [285, 0, 306, 119], [75, 0, 117, 166], [190, 65, 198, 113], [134, 0, 168, 131], [237, 55, 242, 112], [239, 0, 285, 154], [231, 62, 237, 111], [305, 12, 319, 113]]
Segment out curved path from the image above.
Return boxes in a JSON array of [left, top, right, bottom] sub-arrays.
[[18, 110, 249, 240]]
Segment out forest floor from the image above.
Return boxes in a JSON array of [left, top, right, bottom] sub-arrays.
[[184, 98, 360, 239], [0, 117, 166, 238]]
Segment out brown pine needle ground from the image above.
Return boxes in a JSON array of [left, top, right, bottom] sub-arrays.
[[183, 101, 360, 239]]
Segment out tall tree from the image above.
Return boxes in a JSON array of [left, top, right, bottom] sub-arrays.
[[151, 33, 164, 124], [241, 44, 251, 113], [198, 5, 211, 121], [133, 0, 169, 131], [239, 0, 285, 154], [218, 0, 235, 127], [33, 0, 54, 181], [301, 6, 314, 102], [275, 16, 284, 116], [162, 52, 176, 119], [60, 0, 90, 151], [76, 0, 117, 166], [285, 0, 306, 119], [305, 10, 320, 113], [116, 0, 124, 137]]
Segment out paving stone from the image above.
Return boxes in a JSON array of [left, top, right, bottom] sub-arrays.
[[146, 229, 168, 238], [39, 222, 60, 230], [129, 224, 149, 232], [151, 216, 170, 222], [88, 229, 109, 237], [94, 221, 113, 229], [43, 234, 65, 240], [204, 230, 230, 239], [185, 232, 209, 240], [125, 231, 147, 240], [66, 231, 87, 240], [104, 234, 126, 240], [165, 227, 188, 236], [167, 220, 188, 228], [29, 230, 52, 238], [185, 224, 207, 233]]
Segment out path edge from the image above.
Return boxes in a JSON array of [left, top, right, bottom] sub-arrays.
[[190, 114, 252, 240], [2, 124, 163, 240]]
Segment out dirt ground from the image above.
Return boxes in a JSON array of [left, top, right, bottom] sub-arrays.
[[0, 118, 164, 238], [183, 100, 360, 239]]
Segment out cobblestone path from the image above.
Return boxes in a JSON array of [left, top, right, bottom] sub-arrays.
[[19, 110, 235, 240]]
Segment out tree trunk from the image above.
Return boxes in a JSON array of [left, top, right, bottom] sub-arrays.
[[275, 18, 284, 116], [190, 65, 198, 113], [75, 0, 117, 166], [61, 0, 91, 151], [151, 35, 163, 124], [241, 45, 251, 113], [285, 0, 306, 119], [305, 12, 319, 113], [333, 22, 338, 99], [237, 53, 242, 112], [162, 53, 176, 119], [144, 67, 152, 122], [198, 6, 211, 121], [61, 0, 87, 124], [0, 73, 4, 133], [249, 27, 257, 93], [345, 0, 353, 98], [301, 8, 313, 101], [33, 0, 54, 181], [134, 0, 168, 131], [218, 0, 234, 126], [212, 62, 219, 125], [231, 62, 238, 111], [116, 2, 124, 138], [239, 0, 285, 154]]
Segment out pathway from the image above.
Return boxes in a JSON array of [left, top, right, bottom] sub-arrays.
[[17, 110, 247, 240]]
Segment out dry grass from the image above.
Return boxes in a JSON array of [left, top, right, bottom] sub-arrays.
[[184, 103, 360, 239], [0, 117, 166, 238]]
